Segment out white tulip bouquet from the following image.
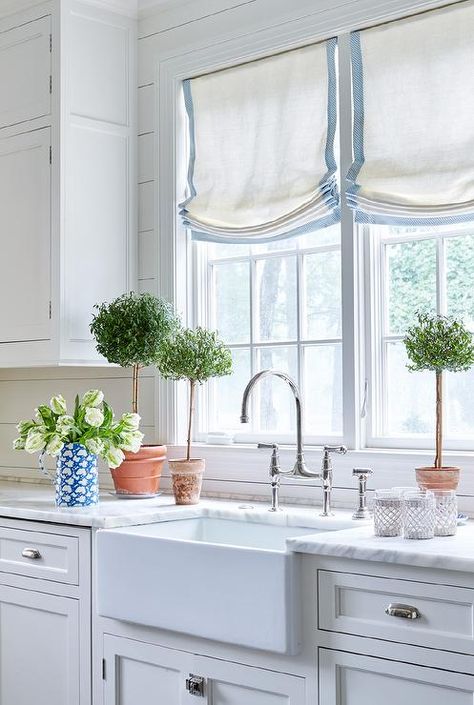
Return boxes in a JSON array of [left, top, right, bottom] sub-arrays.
[[13, 390, 143, 469]]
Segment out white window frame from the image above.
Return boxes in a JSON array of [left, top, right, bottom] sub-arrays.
[[150, 0, 474, 499], [192, 236, 345, 446], [366, 223, 474, 452]]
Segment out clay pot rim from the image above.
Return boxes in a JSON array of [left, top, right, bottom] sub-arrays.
[[169, 458, 205, 463], [415, 466, 460, 472]]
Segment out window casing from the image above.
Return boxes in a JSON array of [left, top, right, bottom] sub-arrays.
[[166, 5, 474, 458]]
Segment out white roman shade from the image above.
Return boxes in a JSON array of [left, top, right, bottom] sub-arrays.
[[180, 40, 339, 243], [347, 1, 474, 225]]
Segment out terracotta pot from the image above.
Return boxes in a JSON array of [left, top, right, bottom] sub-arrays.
[[415, 466, 460, 491], [111, 445, 167, 496], [169, 458, 205, 505]]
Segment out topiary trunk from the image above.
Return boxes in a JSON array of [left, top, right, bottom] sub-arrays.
[[132, 364, 140, 414], [186, 380, 196, 462], [435, 371, 443, 468]]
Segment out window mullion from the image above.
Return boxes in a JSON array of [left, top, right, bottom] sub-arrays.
[[338, 32, 361, 450], [437, 235, 447, 316]]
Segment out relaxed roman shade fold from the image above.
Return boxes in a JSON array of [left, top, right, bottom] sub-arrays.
[[347, 2, 474, 225], [180, 40, 339, 243]]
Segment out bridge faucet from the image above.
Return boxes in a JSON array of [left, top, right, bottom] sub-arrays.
[[240, 369, 316, 479], [240, 370, 347, 514]]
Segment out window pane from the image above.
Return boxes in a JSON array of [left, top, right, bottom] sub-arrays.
[[214, 261, 250, 344], [255, 346, 298, 432], [385, 342, 434, 436], [446, 233, 474, 329], [208, 242, 250, 260], [302, 250, 341, 339], [252, 239, 294, 255], [303, 344, 342, 435], [446, 367, 474, 437], [298, 224, 340, 249], [255, 256, 297, 342], [386, 239, 437, 335], [210, 348, 251, 431]]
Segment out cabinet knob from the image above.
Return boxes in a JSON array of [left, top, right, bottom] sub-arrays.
[[385, 603, 420, 620], [186, 674, 205, 697], [21, 547, 41, 560]]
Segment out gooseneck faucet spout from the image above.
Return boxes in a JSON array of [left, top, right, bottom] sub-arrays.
[[240, 369, 319, 479]]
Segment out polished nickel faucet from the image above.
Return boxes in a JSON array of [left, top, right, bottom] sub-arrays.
[[240, 369, 347, 514]]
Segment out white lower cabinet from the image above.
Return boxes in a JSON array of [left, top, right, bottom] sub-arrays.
[[103, 635, 305, 704], [319, 649, 474, 705], [0, 584, 80, 705]]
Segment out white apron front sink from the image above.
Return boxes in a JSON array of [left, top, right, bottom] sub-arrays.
[[97, 516, 331, 654]]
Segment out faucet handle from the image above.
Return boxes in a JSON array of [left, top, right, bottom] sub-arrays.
[[352, 467, 373, 479], [324, 445, 348, 455], [257, 443, 281, 479]]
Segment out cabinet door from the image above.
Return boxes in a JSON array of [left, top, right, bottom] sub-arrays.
[[319, 649, 474, 705], [0, 16, 51, 129], [198, 654, 305, 704], [103, 635, 194, 705], [0, 128, 51, 342], [0, 584, 80, 705]]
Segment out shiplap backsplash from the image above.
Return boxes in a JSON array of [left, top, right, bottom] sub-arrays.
[[0, 367, 156, 488]]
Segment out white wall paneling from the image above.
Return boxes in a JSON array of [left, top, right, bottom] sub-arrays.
[[0, 366, 156, 485], [138, 83, 154, 134], [138, 131, 154, 182]]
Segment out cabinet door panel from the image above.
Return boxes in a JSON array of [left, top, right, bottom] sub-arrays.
[[0, 16, 51, 129], [319, 649, 474, 705], [198, 655, 305, 704], [0, 585, 79, 705], [103, 635, 193, 705], [0, 128, 51, 342]]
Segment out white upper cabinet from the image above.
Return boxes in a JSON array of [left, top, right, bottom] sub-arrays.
[[0, 16, 51, 130], [0, 1, 136, 366], [0, 128, 51, 344]]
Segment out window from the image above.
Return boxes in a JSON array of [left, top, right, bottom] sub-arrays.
[[367, 223, 474, 449], [193, 225, 343, 444]]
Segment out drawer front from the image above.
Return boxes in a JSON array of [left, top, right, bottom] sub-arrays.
[[318, 570, 474, 654], [0, 526, 79, 585]]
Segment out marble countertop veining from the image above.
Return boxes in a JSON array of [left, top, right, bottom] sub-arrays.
[[0, 481, 362, 530], [287, 523, 474, 573]]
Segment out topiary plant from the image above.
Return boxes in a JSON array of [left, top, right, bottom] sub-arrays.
[[403, 312, 474, 468], [157, 327, 232, 461], [90, 292, 180, 415]]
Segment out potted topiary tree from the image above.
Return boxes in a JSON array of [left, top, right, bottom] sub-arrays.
[[90, 292, 180, 496], [403, 312, 474, 490], [157, 326, 232, 505]]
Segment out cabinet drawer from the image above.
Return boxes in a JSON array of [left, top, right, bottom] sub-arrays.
[[0, 526, 79, 585], [318, 570, 474, 654]]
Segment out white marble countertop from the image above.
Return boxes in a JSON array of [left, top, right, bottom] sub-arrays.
[[288, 522, 474, 572], [1, 482, 473, 574], [0, 481, 363, 530]]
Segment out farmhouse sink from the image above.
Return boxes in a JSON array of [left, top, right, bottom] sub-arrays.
[[96, 516, 339, 654]]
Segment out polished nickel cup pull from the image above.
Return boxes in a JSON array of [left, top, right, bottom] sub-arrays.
[[21, 547, 42, 560], [385, 603, 420, 620]]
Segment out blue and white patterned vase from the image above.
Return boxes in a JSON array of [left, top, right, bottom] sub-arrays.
[[55, 443, 99, 507]]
